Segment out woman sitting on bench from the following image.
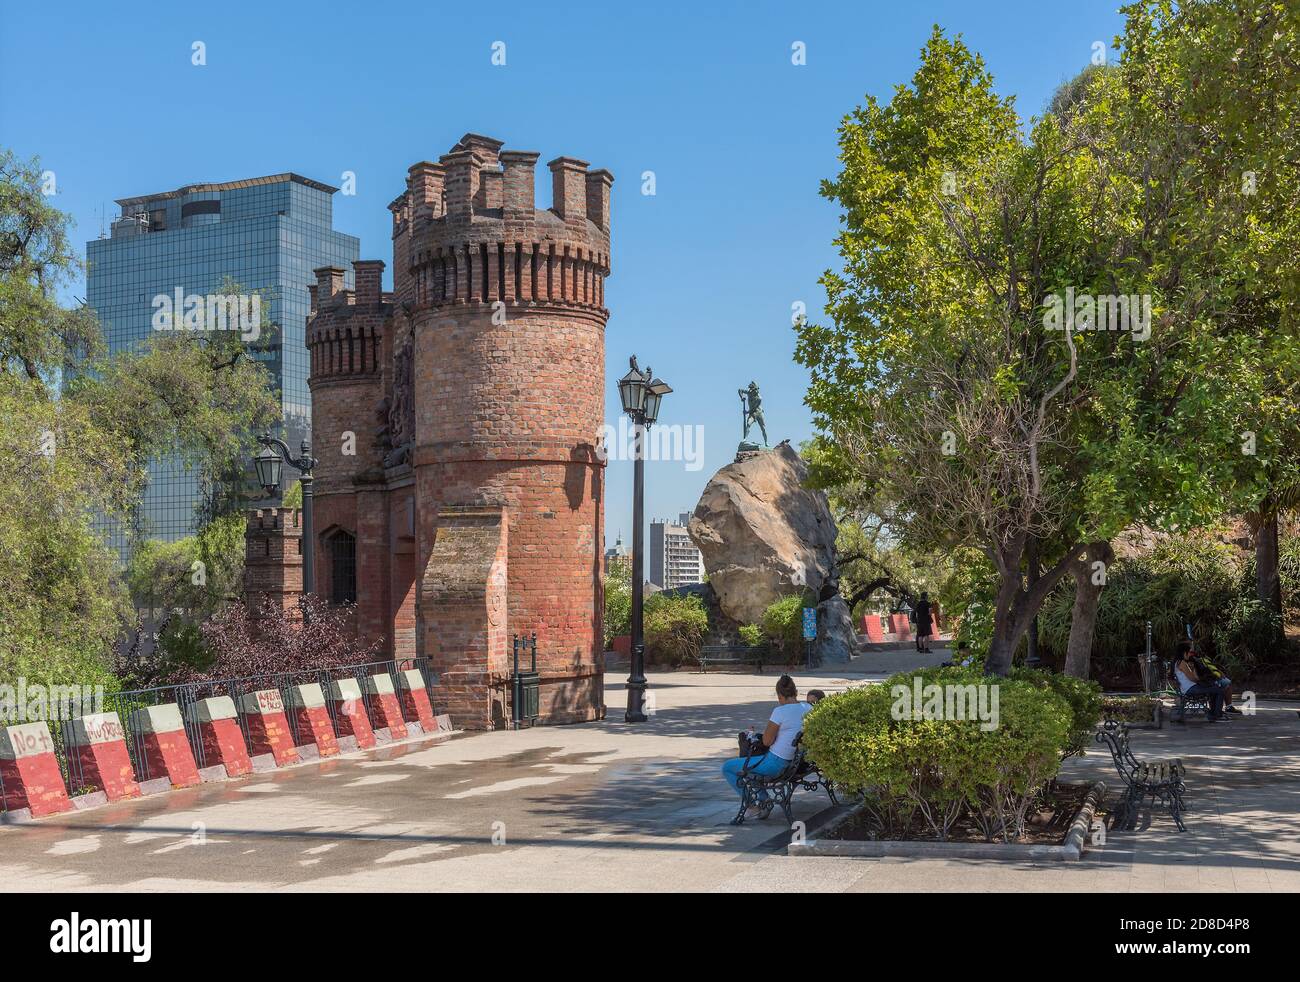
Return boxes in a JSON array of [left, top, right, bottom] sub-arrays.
[[722, 675, 812, 818], [1173, 641, 1228, 722]]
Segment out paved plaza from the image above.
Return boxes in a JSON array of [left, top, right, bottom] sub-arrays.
[[2, 663, 1298, 892]]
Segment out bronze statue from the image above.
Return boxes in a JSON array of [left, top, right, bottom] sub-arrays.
[[738, 381, 768, 448]]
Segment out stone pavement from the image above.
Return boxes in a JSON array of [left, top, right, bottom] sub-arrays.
[[0, 667, 1297, 892]]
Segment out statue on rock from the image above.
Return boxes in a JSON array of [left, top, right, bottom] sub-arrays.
[[737, 381, 769, 454]]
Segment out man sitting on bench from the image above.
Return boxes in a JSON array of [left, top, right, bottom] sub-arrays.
[[1173, 641, 1228, 722], [722, 675, 812, 820]]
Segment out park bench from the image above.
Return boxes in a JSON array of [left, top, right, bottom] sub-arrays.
[[1165, 661, 1213, 723], [698, 645, 767, 673], [731, 732, 840, 826], [1095, 720, 1188, 832]]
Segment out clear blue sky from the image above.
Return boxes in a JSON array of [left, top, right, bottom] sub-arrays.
[[1, 0, 1125, 569]]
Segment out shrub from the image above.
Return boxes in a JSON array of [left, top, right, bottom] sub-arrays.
[[738, 623, 764, 647], [803, 668, 1071, 842], [1212, 597, 1283, 674], [1008, 666, 1102, 757], [1101, 694, 1158, 723], [760, 593, 810, 646], [1037, 536, 1241, 674], [643, 592, 709, 666], [603, 569, 631, 648]]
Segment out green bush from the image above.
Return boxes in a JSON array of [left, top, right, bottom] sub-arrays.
[[643, 592, 709, 666], [1101, 694, 1158, 723], [602, 569, 631, 649], [1212, 597, 1283, 674], [1037, 537, 1241, 674], [760, 593, 810, 647], [1008, 667, 1102, 757], [803, 668, 1071, 842], [738, 623, 764, 647]]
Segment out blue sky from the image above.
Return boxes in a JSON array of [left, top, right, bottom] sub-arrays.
[[1, 0, 1126, 567]]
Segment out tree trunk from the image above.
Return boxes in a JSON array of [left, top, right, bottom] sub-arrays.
[[984, 543, 1083, 677], [1255, 510, 1283, 615], [1063, 541, 1114, 679], [985, 572, 1028, 677]]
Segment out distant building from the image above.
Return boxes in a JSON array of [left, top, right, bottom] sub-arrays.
[[604, 532, 632, 577], [649, 513, 705, 590], [87, 173, 359, 556]]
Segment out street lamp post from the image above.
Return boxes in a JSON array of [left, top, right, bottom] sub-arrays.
[[617, 356, 672, 723], [254, 433, 319, 596]]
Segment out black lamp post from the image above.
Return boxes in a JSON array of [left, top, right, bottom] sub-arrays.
[[254, 433, 318, 596], [618, 356, 672, 723]]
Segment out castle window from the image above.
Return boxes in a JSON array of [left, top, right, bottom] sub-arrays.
[[327, 530, 357, 605]]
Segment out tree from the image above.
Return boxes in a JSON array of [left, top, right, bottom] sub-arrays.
[[0, 149, 280, 687], [118, 512, 249, 684], [186, 595, 382, 681], [602, 563, 631, 649], [798, 19, 1300, 677]]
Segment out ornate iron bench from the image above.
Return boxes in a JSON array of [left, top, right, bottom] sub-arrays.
[[1096, 720, 1188, 832], [699, 645, 766, 673], [731, 733, 839, 826]]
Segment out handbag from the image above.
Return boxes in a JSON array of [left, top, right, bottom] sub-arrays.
[[737, 730, 767, 759]]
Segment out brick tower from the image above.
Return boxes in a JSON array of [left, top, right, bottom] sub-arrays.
[[243, 508, 303, 613], [283, 133, 611, 730], [401, 135, 610, 728]]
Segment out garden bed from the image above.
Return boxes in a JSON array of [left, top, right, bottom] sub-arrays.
[[789, 781, 1106, 861]]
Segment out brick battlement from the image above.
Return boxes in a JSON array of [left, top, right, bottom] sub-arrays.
[[247, 508, 303, 533], [307, 260, 389, 382], [392, 134, 612, 315], [245, 508, 303, 612]]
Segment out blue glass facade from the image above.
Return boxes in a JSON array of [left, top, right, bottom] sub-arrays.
[[87, 174, 359, 555]]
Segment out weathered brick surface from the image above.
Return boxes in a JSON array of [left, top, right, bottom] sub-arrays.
[[194, 718, 253, 778], [131, 704, 201, 787], [247, 134, 610, 731], [0, 723, 72, 816], [140, 730, 201, 787], [67, 713, 141, 800]]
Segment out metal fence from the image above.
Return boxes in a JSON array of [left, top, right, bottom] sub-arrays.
[[12, 656, 435, 800]]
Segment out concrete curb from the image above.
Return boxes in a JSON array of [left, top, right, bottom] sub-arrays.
[[789, 780, 1107, 861]]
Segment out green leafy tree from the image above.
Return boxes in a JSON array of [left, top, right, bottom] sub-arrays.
[[602, 563, 631, 649], [0, 149, 279, 688], [798, 19, 1300, 677]]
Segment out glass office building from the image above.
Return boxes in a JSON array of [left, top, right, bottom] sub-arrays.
[[87, 174, 359, 557]]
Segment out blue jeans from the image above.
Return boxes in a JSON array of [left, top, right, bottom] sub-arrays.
[[1185, 683, 1225, 717], [722, 752, 788, 798]]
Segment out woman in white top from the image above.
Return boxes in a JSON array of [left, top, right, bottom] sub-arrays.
[[722, 675, 813, 815]]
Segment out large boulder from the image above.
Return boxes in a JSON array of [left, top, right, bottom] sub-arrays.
[[687, 441, 838, 627], [815, 595, 855, 665]]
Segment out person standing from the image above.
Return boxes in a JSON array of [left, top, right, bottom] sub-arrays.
[[914, 592, 934, 653]]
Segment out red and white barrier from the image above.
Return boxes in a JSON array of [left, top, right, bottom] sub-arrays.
[[239, 689, 300, 767], [396, 669, 436, 732], [287, 683, 339, 757], [67, 712, 140, 801], [130, 704, 201, 788], [328, 678, 375, 750], [186, 696, 252, 777], [862, 615, 883, 642], [0, 722, 72, 817], [365, 674, 408, 740], [889, 613, 912, 641]]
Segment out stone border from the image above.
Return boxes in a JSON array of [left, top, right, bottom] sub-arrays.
[[788, 781, 1107, 861]]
